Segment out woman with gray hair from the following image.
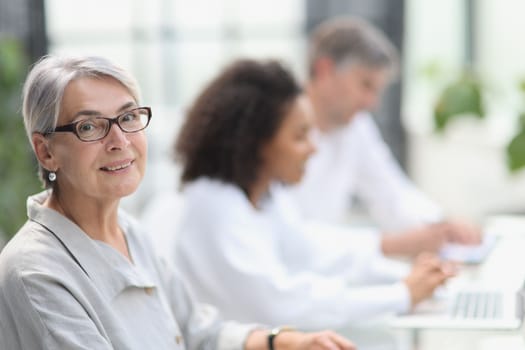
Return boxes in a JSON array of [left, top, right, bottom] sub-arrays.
[[0, 55, 355, 350]]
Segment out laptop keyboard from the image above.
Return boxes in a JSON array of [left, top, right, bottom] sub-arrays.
[[452, 291, 503, 319]]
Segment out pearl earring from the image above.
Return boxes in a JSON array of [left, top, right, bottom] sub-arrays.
[[48, 171, 56, 182]]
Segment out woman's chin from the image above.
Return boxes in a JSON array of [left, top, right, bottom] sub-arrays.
[[281, 173, 304, 185], [109, 179, 142, 199]]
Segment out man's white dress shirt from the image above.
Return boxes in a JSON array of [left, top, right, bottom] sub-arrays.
[[290, 112, 442, 231]]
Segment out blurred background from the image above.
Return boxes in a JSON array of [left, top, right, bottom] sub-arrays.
[[2, 0, 525, 245]]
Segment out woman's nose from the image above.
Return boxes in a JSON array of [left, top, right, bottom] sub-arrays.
[[105, 123, 130, 150]]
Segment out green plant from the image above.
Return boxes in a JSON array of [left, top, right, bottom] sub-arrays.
[[432, 72, 525, 173], [506, 80, 525, 172], [433, 73, 485, 132], [0, 37, 41, 241]]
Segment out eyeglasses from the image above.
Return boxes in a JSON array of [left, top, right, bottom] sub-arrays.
[[46, 107, 152, 142]]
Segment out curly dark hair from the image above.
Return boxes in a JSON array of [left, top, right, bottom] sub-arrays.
[[175, 59, 302, 194]]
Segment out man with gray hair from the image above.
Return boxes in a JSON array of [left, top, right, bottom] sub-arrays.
[[291, 16, 481, 256]]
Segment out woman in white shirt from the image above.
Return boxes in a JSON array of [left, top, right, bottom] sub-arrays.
[[173, 59, 454, 331]]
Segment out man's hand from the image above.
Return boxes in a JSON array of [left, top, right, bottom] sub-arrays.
[[434, 220, 481, 245], [381, 220, 482, 257]]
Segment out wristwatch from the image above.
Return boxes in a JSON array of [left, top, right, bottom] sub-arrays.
[[268, 326, 296, 350]]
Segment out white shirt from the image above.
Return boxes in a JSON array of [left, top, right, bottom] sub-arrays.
[[174, 177, 411, 331], [0, 190, 256, 350], [290, 112, 442, 231]]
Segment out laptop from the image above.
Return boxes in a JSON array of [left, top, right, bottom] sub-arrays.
[[390, 285, 525, 330], [390, 230, 525, 331]]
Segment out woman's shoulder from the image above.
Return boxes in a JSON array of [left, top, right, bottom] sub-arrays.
[[178, 177, 255, 234], [183, 177, 249, 209], [0, 220, 75, 287]]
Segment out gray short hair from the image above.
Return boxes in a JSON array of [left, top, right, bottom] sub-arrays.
[[22, 55, 141, 188], [308, 16, 399, 78]]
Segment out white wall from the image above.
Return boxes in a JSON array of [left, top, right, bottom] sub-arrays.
[[45, 0, 306, 215], [45, 0, 525, 220]]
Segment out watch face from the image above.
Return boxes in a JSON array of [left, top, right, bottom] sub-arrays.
[[268, 326, 297, 350]]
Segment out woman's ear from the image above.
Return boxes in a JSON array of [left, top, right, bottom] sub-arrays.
[[32, 133, 57, 171]]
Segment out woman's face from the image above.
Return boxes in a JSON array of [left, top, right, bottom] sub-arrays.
[[44, 76, 147, 202], [260, 95, 316, 184]]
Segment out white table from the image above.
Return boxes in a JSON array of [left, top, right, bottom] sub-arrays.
[[338, 215, 525, 350], [395, 215, 525, 350]]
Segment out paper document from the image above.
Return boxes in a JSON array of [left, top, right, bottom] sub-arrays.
[[439, 232, 498, 264]]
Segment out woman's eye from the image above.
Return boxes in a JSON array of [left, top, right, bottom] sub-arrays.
[[78, 122, 96, 133], [76, 119, 104, 136], [121, 112, 137, 123]]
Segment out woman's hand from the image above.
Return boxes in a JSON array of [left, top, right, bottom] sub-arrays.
[[404, 253, 457, 307], [245, 329, 356, 350], [289, 330, 356, 350]]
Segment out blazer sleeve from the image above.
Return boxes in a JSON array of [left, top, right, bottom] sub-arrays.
[[0, 263, 112, 350], [156, 258, 260, 350]]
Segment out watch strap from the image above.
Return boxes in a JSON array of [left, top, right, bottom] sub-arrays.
[[268, 326, 296, 350]]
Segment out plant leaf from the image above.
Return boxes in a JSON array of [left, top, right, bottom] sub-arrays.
[[433, 76, 485, 132], [506, 129, 525, 172]]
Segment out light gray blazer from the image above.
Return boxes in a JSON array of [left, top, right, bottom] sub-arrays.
[[0, 190, 255, 350]]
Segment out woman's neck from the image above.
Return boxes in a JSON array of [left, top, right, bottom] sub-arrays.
[[46, 189, 131, 261], [248, 175, 272, 209]]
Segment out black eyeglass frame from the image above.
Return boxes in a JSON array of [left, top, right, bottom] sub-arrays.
[[45, 106, 152, 142]]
